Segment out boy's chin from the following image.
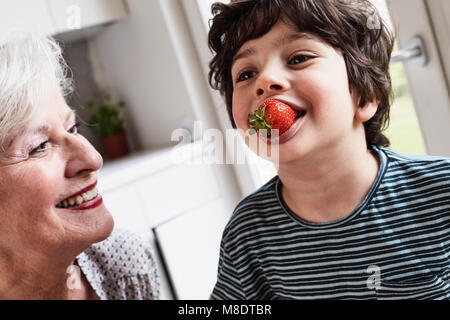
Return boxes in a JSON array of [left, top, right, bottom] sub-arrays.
[[245, 137, 278, 157]]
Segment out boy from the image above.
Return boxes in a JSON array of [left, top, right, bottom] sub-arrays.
[[208, 0, 450, 299]]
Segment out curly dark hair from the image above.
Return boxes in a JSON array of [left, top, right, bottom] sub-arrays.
[[208, 0, 395, 147]]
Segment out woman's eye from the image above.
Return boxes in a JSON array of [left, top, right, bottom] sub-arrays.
[[69, 121, 81, 134], [29, 141, 49, 156], [236, 71, 257, 83], [288, 54, 313, 65]]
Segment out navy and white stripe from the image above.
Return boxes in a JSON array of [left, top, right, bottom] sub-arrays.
[[211, 147, 450, 299]]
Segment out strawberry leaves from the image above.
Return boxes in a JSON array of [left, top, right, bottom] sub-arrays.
[[248, 106, 272, 136]]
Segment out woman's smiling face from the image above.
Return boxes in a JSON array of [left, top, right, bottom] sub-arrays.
[[0, 86, 114, 253], [231, 19, 375, 163]]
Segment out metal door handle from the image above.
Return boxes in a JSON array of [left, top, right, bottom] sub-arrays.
[[390, 36, 428, 66]]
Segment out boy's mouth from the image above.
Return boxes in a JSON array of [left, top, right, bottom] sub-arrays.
[[256, 99, 307, 144], [293, 109, 306, 121], [278, 99, 306, 120], [261, 112, 306, 145]]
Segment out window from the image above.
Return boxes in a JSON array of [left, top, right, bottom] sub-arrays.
[[370, 0, 428, 155]]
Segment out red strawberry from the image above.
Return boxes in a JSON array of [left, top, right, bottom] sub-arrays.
[[248, 99, 296, 137]]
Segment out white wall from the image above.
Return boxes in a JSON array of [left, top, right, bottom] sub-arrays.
[[90, 0, 242, 204], [89, 0, 245, 298], [89, 0, 197, 150]]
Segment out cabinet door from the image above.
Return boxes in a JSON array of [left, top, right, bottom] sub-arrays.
[[153, 198, 231, 299], [136, 163, 221, 227], [47, 0, 128, 34], [101, 184, 151, 237], [100, 184, 176, 299], [0, 0, 55, 41]]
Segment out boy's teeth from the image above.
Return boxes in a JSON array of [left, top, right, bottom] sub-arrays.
[[57, 187, 98, 208]]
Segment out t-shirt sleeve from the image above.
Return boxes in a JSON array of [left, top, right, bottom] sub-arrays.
[[210, 236, 245, 300]]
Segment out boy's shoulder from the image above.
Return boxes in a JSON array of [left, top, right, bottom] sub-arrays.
[[222, 175, 280, 237], [380, 146, 450, 163], [233, 175, 280, 212], [379, 146, 450, 168], [376, 146, 450, 181]]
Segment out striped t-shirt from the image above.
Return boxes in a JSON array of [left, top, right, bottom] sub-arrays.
[[211, 147, 450, 299]]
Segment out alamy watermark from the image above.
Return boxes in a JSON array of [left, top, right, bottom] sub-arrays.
[[66, 5, 81, 30], [66, 265, 82, 290], [170, 121, 280, 168], [366, 264, 381, 290], [66, 264, 105, 290], [365, 7, 381, 30]]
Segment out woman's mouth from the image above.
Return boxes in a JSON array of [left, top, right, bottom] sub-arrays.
[[56, 183, 103, 210]]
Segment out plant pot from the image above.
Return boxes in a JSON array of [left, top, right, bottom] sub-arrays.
[[101, 131, 130, 160]]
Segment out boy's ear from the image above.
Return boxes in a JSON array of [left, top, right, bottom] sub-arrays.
[[355, 99, 379, 123]]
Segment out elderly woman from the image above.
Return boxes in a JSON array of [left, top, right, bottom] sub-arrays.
[[0, 35, 159, 299]]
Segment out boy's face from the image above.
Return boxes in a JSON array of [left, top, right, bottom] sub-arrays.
[[231, 19, 377, 163]]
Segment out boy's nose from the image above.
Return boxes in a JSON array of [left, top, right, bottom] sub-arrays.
[[255, 71, 289, 97], [64, 135, 103, 178]]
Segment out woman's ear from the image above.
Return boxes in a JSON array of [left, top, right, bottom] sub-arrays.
[[355, 99, 379, 123]]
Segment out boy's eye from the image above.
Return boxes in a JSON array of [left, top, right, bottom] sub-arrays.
[[236, 70, 257, 83], [288, 54, 313, 65]]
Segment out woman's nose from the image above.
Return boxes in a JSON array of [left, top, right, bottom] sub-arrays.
[[64, 135, 103, 178], [255, 65, 289, 97]]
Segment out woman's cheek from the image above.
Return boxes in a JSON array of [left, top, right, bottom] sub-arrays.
[[22, 163, 62, 210]]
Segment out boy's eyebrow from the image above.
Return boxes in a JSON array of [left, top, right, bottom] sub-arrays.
[[272, 32, 314, 48], [232, 32, 314, 68], [7, 110, 75, 148], [232, 48, 255, 68]]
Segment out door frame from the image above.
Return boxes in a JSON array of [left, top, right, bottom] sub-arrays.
[[388, 0, 450, 156]]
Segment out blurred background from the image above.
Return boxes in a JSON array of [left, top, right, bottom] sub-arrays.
[[0, 0, 449, 299]]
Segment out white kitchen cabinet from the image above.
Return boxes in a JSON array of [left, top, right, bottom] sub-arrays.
[[101, 184, 150, 236], [98, 142, 227, 233], [154, 197, 231, 299], [47, 0, 128, 34], [0, 0, 54, 42], [136, 162, 221, 227], [0, 0, 128, 44], [97, 142, 236, 299]]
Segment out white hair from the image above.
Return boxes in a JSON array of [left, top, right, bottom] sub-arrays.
[[0, 33, 73, 151]]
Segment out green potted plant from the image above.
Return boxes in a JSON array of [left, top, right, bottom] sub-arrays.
[[87, 91, 130, 160]]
